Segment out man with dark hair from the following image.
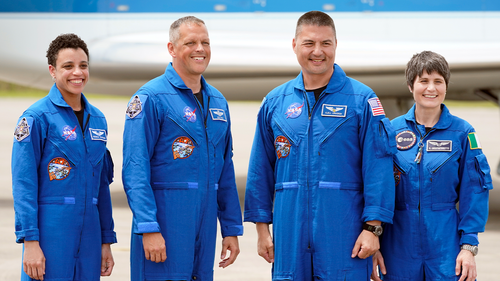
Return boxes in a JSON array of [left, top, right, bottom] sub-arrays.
[[122, 16, 243, 281], [244, 11, 396, 280], [12, 33, 116, 281]]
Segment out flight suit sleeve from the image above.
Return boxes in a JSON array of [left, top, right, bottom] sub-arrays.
[[359, 94, 397, 224], [122, 92, 162, 234], [98, 149, 117, 244], [12, 114, 45, 243], [217, 111, 244, 237], [244, 98, 277, 224], [457, 130, 492, 246]]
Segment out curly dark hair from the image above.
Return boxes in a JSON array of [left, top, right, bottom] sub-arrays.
[[46, 33, 89, 66]]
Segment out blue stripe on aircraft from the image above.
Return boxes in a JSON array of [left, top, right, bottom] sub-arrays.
[[1, 0, 499, 13]]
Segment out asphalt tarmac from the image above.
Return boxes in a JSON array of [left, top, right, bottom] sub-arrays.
[[1, 97, 499, 280]]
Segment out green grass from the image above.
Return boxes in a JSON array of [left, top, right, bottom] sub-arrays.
[[0, 81, 128, 100], [445, 100, 498, 108]]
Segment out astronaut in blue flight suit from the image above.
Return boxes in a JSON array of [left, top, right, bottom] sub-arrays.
[[122, 16, 243, 281], [244, 11, 396, 280], [11, 33, 116, 281], [371, 51, 492, 281]]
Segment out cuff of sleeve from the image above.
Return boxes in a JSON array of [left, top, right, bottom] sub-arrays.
[[221, 225, 244, 237], [362, 206, 394, 224], [16, 229, 40, 243], [460, 233, 479, 246], [244, 209, 273, 224], [135, 222, 161, 234], [101, 230, 118, 244]]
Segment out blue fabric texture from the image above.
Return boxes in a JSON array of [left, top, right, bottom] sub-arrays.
[[122, 63, 243, 281], [12, 84, 116, 280], [380, 104, 492, 280], [244, 64, 396, 280]]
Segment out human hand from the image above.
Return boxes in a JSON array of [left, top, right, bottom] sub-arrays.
[[256, 222, 274, 263], [371, 250, 386, 281], [101, 243, 115, 276], [142, 232, 167, 263], [456, 249, 477, 281], [351, 229, 380, 259], [23, 240, 46, 280], [219, 236, 240, 268]]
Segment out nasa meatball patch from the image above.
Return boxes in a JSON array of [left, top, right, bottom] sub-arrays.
[[62, 125, 78, 141], [48, 157, 71, 181], [172, 136, 195, 159], [285, 102, 304, 119], [209, 108, 227, 122], [396, 130, 416, 150], [274, 136, 291, 159], [183, 106, 197, 123]]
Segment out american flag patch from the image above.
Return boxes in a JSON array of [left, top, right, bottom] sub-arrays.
[[368, 97, 385, 116]]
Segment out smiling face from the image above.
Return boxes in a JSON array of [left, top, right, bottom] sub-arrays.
[[293, 24, 337, 83], [411, 71, 447, 111], [49, 47, 88, 99], [168, 22, 211, 79]]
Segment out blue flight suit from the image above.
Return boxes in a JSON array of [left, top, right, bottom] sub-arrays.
[[244, 64, 396, 280], [122, 63, 243, 281], [380, 104, 492, 281], [12, 84, 116, 281]]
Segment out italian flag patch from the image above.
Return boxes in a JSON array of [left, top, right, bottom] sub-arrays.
[[468, 133, 482, 150]]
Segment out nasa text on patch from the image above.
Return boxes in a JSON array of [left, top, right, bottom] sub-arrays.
[[14, 117, 32, 142], [183, 106, 197, 123], [62, 125, 78, 141], [426, 140, 452, 152], [321, 104, 347, 117], [285, 102, 304, 119], [209, 108, 227, 122], [89, 128, 107, 141]]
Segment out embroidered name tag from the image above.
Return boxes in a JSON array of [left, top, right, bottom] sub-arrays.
[[426, 140, 452, 152], [209, 108, 227, 122], [321, 104, 347, 117], [89, 128, 107, 141]]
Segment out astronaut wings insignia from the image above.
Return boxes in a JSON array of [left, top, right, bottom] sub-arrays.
[[321, 104, 347, 117], [426, 140, 452, 152], [209, 108, 227, 122]]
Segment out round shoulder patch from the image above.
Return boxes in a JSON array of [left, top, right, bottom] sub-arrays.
[[396, 130, 416, 150], [48, 157, 71, 181], [172, 136, 195, 159], [274, 136, 291, 159]]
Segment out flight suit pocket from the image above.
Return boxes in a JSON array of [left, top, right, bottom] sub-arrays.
[[373, 118, 397, 158], [468, 153, 493, 193], [272, 118, 299, 183], [393, 153, 411, 210]]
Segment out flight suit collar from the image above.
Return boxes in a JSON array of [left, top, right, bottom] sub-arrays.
[[404, 103, 453, 130], [164, 62, 213, 97], [292, 63, 347, 95]]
